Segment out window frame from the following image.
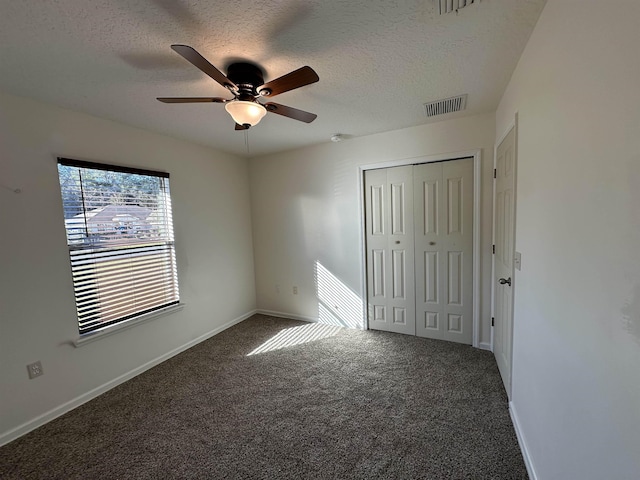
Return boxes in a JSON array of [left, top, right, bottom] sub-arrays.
[[57, 157, 180, 338]]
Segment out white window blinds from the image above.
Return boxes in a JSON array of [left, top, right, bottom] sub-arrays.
[[57, 158, 179, 335]]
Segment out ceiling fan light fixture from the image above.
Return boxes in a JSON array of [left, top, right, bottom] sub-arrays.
[[225, 100, 267, 127]]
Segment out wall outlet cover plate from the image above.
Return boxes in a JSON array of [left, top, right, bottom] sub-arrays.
[[27, 361, 44, 379]]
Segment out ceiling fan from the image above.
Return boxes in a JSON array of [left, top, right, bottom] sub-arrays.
[[157, 45, 319, 130]]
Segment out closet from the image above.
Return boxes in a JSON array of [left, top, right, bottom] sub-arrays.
[[364, 158, 473, 344]]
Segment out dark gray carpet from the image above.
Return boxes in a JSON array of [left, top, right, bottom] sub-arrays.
[[0, 315, 527, 479]]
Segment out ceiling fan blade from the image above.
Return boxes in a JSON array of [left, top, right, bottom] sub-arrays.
[[157, 97, 227, 103], [171, 44, 237, 91], [235, 123, 249, 130], [258, 66, 319, 97], [264, 102, 317, 123]]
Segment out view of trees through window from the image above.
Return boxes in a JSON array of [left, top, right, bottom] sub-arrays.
[[58, 164, 172, 246]]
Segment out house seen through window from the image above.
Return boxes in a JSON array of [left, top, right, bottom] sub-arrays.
[[57, 158, 179, 335]]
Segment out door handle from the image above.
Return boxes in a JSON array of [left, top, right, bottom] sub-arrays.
[[499, 277, 511, 286]]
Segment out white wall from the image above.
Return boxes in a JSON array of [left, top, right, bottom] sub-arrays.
[[0, 92, 256, 443], [496, 1, 640, 478], [250, 113, 495, 346]]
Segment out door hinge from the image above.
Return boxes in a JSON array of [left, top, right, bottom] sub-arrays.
[[492, 244, 495, 254], [493, 168, 497, 179], [492, 317, 495, 327]]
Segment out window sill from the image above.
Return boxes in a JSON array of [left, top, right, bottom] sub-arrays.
[[73, 303, 185, 347]]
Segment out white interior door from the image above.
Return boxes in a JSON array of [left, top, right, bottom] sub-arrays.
[[494, 127, 516, 395], [365, 166, 416, 335], [414, 159, 474, 344]]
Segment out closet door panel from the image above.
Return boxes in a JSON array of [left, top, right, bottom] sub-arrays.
[[365, 166, 415, 335]]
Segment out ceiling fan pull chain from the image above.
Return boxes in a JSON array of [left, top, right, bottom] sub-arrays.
[[245, 129, 250, 156]]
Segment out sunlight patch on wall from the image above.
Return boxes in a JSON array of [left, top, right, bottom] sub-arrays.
[[315, 261, 365, 329], [247, 323, 342, 356]]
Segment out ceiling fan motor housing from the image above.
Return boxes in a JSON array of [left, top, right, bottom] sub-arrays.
[[227, 62, 265, 98]]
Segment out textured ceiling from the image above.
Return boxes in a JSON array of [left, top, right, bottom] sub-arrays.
[[0, 0, 546, 157]]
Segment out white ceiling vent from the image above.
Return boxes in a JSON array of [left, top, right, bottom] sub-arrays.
[[439, 0, 476, 15], [424, 94, 467, 117]]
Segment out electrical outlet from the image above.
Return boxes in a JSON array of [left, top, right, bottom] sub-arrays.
[[293, 286, 298, 294], [27, 361, 43, 379]]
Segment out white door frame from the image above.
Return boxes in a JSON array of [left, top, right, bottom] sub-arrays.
[[491, 115, 518, 396], [359, 149, 482, 348]]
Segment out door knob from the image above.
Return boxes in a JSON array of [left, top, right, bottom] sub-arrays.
[[499, 277, 512, 286]]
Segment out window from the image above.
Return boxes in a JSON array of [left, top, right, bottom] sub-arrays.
[[57, 158, 179, 335]]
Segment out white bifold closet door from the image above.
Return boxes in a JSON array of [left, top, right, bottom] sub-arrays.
[[414, 159, 473, 344], [365, 159, 473, 344], [365, 165, 416, 335]]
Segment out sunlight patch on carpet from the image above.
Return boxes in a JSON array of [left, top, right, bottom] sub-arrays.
[[247, 323, 342, 356]]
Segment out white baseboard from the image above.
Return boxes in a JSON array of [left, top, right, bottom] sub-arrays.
[[0, 309, 257, 447], [477, 341, 492, 351], [255, 309, 318, 324], [510, 401, 538, 480]]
